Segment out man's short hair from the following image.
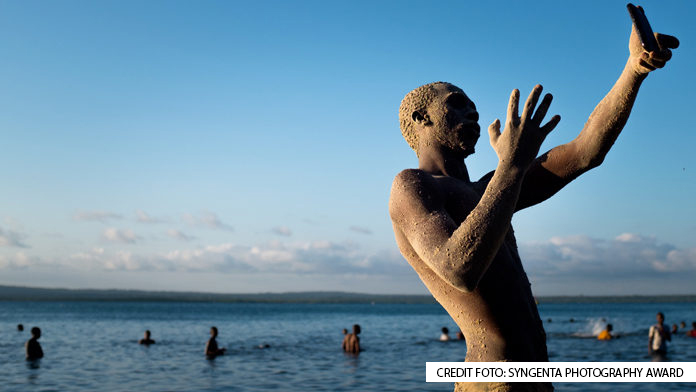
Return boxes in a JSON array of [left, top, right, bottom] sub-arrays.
[[399, 82, 463, 156]]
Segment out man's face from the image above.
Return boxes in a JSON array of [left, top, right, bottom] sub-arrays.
[[657, 314, 664, 324], [425, 85, 480, 156]]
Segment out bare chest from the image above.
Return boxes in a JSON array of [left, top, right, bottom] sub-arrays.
[[435, 177, 484, 224]]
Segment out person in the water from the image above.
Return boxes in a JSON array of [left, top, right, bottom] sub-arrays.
[[139, 330, 155, 345], [25, 327, 44, 360], [205, 326, 226, 357], [597, 324, 613, 340], [342, 324, 361, 354], [440, 327, 450, 341]]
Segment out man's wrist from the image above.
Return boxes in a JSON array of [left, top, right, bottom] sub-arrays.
[[626, 57, 651, 80], [496, 160, 528, 179]]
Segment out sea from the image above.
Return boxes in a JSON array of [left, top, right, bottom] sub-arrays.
[[1, 300, 695, 391]]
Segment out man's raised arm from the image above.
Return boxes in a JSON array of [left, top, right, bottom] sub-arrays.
[[516, 26, 679, 211], [390, 89, 559, 292]]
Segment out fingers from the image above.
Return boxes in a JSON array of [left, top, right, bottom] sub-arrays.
[[521, 84, 542, 122], [637, 33, 678, 72], [540, 115, 561, 136], [531, 93, 553, 125], [639, 53, 657, 71], [655, 33, 679, 49], [641, 50, 671, 69], [488, 119, 501, 145], [507, 89, 520, 125]]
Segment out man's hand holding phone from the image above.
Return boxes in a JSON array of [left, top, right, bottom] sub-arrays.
[[627, 3, 679, 75]]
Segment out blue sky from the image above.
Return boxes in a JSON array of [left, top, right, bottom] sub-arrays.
[[0, 0, 694, 295]]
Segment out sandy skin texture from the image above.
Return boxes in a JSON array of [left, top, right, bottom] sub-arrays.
[[389, 21, 678, 392]]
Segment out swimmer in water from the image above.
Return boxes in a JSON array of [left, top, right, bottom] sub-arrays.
[[205, 326, 226, 357], [440, 327, 450, 341], [139, 330, 155, 345], [597, 324, 613, 340], [25, 327, 43, 360], [342, 324, 361, 354]]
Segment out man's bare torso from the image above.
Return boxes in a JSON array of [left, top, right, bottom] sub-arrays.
[[391, 169, 548, 362]]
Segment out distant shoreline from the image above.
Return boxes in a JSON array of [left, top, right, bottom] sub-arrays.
[[1, 285, 695, 304]]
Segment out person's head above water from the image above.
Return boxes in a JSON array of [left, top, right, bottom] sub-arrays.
[[399, 82, 480, 158], [342, 328, 348, 335], [657, 312, 665, 325], [442, 327, 449, 334], [144, 330, 151, 338], [17, 324, 23, 331], [352, 324, 361, 335], [210, 326, 218, 338], [607, 324, 613, 332], [31, 327, 41, 339]]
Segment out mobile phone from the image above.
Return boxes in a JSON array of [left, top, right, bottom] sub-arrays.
[[627, 3, 659, 52]]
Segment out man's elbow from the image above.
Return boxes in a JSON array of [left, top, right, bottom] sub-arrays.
[[446, 270, 480, 293], [585, 154, 606, 170]]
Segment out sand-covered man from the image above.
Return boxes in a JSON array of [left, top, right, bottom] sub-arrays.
[[389, 16, 678, 392]]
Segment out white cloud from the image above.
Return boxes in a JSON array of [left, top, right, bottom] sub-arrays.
[[349, 226, 373, 235], [69, 248, 150, 271], [0, 227, 28, 248], [10, 239, 410, 277], [135, 210, 168, 224], [182, 211, 233, 231], [0, 252, 36, 269], [521, 233, 696, 281], [73, 210, 123, 223], [102, 228, 140, 244], [271, 226, 292, 236], [166, 229, 196, 242]]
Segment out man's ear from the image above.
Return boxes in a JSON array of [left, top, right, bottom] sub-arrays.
[[412, 110, 431, 125]]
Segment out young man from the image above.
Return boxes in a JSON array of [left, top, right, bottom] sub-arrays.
[[440, 327, 450, 342], [687, 322, 696, 338], [389, 18, 677, 392], [25, 326, 44, 360], [597, 324, 613, 341], [205, 326, 226, 358], [342, 324, 361, 354], [138, 330, 156, 345], [649, 312, 671, 356]]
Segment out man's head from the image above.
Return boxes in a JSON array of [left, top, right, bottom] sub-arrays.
[[399, 82, 480, 157], [342, 328, 348, 335], [17, 324, 23, 331], [210, 326, 218, 337], [657, 312, 665, 324], [442, 327, 449, 334], [607, 324, 613, 332], [144, 330, 151, 339], [31, 327, 41, 339], [353, 324, 361, 335]]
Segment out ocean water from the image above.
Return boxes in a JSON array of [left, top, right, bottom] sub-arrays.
[[1, 301, 695, 391]]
